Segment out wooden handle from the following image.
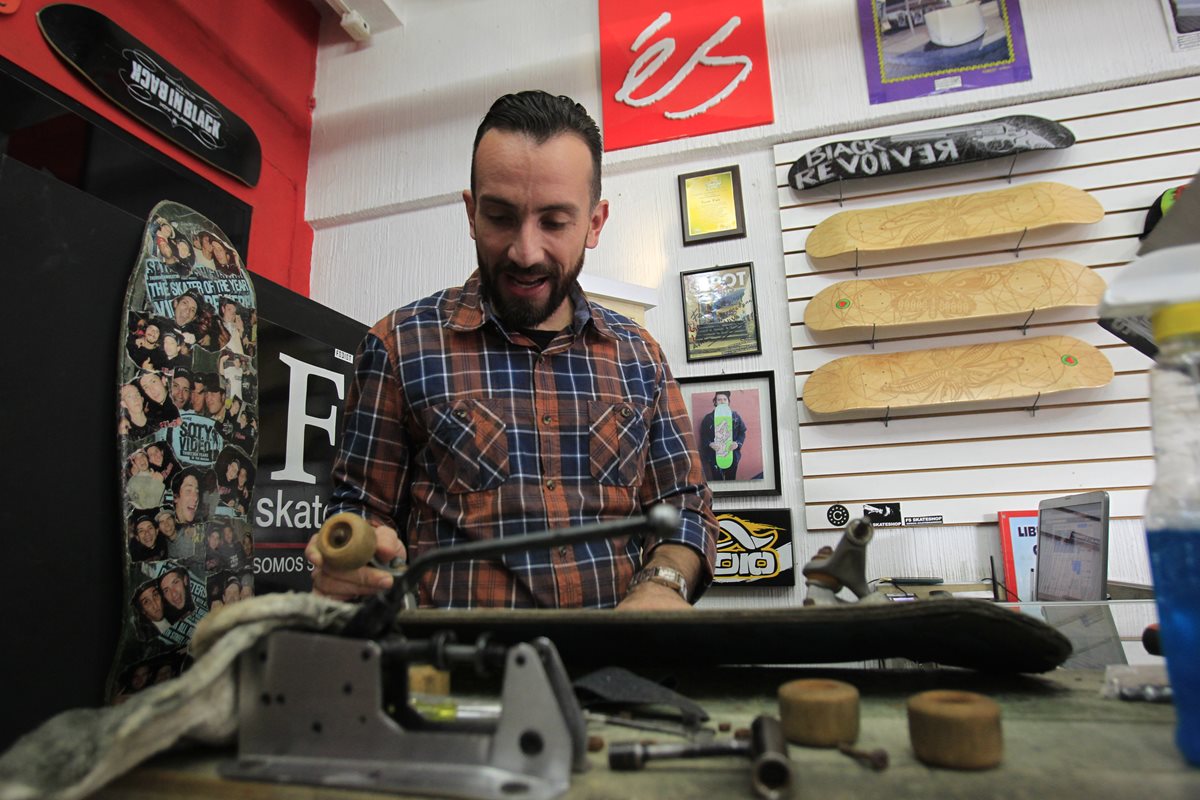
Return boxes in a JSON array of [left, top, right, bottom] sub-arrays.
[[907, 690, 1003, 769], [778, 678, 859, 747], [316, 512, 377, 571]]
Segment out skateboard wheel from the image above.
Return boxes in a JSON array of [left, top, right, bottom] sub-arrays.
[[907, 690, 1002, 769], [777, 678, 859, 747], [317, 512, 377, 571]]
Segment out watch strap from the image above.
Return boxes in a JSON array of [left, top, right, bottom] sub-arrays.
[[628, 565, 690, 602]]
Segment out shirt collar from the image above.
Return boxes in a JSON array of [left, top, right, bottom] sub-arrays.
[[446, 270, 620, 342]]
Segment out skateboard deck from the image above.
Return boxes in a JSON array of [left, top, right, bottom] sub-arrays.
[[806, 182, 1105, 259], [802, 334, 1113, 414], [804, 258, 1105, 332], [713, 404, 735, 470], [394, 601, 1071, 673], [110, 200, 258, 702], [788, 115, 1075, 191], [37, 4, 261, 186]]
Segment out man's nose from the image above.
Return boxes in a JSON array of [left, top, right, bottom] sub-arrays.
[[507, 221, 545, 268]]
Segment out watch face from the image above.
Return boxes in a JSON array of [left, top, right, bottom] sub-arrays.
[[827, 504, 850, 527]]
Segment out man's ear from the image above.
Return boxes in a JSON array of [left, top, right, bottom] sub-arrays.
[[585, 199, 609, 249], [463, 189, 477, 240]]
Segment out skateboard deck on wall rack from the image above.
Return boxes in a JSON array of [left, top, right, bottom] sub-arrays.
[[804, 258, 1106, 332], [110, 201, 258, 702], [394, 601, 1071, 674], [805, 182, 1105, 259], [788, 115, 1076, 191], [802, 334, 1113, 415]]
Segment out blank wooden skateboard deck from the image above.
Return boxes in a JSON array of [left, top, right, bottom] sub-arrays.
[[806, 182, 1105, 259], [805, 259, 1105, 332], [111, 201, 258, 702], [803, 335, 1113, 414], [395, 600, 1072, 674]]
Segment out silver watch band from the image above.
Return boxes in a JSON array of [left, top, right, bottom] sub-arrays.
[[627, 565, 690, 602]]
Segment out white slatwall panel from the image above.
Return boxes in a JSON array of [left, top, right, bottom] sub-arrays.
[[774, 76, 1200, 531]]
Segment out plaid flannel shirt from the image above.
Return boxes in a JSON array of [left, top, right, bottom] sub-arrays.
[[328, 271, 717, 608]]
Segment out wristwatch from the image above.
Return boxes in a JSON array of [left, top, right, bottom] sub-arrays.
[[627, 565, 690, 602]]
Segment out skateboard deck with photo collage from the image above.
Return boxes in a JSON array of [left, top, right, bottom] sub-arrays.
[[110, 201, 258, 702]]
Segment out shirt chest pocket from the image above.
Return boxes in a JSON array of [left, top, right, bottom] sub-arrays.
[[589, 401, 648, 487], [422, 399, 509, 494]]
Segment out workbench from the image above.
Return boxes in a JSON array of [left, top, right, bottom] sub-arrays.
[[90, 667, 1197, 800]]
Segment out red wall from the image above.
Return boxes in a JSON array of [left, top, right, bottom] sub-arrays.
[[0, 0, 320, 295]]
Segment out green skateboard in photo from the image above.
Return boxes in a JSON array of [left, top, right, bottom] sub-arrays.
[[714, 403, 735, 470], [110, 200, 258, 703]]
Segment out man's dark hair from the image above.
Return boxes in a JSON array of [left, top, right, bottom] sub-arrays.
[[471, 90, 603, 206]]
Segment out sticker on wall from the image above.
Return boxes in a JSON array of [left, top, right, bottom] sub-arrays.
[[856, 0, 1031, 105], [863, 502, 901, 527], [713, 509, 795, 586], [598, 0, 774, 150], [111, 200, 257, 703]]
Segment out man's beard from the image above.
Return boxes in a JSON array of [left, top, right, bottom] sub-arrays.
[[478, 248, 585, 329]]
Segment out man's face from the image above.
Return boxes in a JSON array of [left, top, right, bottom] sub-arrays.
[[207, 529, 221, 549], [176, 475, 200, 522], [157, 514, 176, 539], [205, 388, 225, 415], [130, 451, 149, 473], [464, 130, 608, 330], [190, 380, 206, 413], [162, 335, 180, 359], [714, 394, 730, 407], [160, 571, 187, 610], [222, 525, 235, 544], [222, 582, 240, 605], [170, 376, 191, 408], [139, 373, 167, 404], [135, 519, 157, 547], [143, 324, 160, 346], [174, 295, 198, 326], [137, 586, 164, 622], [120, 384, 144, 414]]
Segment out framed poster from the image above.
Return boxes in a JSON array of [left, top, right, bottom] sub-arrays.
[[998, 509, 1039, 602], [713, 508, 795, 586], [857, 0, 1031, 104], [678, 165, 747, 245], [678, 370, 780, 497], [680, 262, 761, 361]]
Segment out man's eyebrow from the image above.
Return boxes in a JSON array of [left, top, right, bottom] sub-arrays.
[[477, 194, 579, 215]]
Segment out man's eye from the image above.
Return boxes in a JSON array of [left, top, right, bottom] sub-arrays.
[[485, 214, 513, 226], [543, 219, 568, 231]]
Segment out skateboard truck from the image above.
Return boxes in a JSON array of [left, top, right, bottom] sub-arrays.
[[223, 506, 683, 800], [802, 518, 889, 606]]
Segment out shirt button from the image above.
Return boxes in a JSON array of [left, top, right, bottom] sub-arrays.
[[454, 409, 468, 420], [558, 546, 567, 556], [542, 414, 552, 425], [620, 406, 632, 418], [546, 479, 556, 490]]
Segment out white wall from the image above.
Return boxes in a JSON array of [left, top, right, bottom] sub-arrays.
[[307, 0, 1200, 608]]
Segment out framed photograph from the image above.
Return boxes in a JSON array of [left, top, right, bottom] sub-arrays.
[[678, 370, 780, 497], [713, 508, 795, 587], [679, 262, 761, 362], [677, 165, 746, 245], [998, 509, 1039, 602]]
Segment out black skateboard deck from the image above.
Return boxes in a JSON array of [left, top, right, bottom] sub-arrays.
[[394, 600, 1072, 674], [788, 115, 1074, 191], [110, 200, 258, 702], [37, 4, 261, 186]]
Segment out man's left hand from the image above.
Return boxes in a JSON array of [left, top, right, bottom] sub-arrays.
[[615, 578, 693, 611]]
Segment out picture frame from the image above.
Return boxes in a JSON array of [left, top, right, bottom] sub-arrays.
[[679, 262, 762, 362], [998, 509, 1039, 602], [677, 165, 746, 245], [677, 370, 781, 498]]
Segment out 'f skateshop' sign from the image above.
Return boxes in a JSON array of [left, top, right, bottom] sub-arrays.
[[37, 3, 262, 186]]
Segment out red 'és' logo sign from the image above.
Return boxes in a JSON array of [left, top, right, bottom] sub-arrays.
[[598, 0, 774, 151]]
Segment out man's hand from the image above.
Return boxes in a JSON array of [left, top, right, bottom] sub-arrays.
[[305, 524, 406, 601], [616, 578, 693, 611]]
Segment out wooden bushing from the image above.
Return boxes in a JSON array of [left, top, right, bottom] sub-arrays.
[[778, 678, 859, 747], [907, 690, 1003, 770], [408, 665, 451, 696], [316, 512, 377, 571]]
